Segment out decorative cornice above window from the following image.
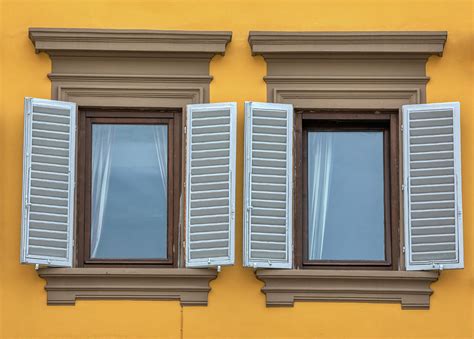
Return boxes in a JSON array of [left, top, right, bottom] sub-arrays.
[[29, 27, 232, 102], [248, 31, 447, 58], [29, 28, 232, 58], [248, 30, 447, 105]]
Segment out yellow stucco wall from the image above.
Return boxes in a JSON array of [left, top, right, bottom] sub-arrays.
[[1, 0, 473, 338]]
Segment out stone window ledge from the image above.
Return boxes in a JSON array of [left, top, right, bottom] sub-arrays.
[[38, 268, 217, 306], [256, 269, 439, 310]]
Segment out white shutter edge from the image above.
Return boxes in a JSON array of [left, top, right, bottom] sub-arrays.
[[243, 101, 294, 269], [402, 102, 463, 270], [185, 102, 237, 268], [21, 97, 77, 267], [243, 102, 252, 267]]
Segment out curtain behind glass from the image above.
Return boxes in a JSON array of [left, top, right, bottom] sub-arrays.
[[91, 125, 168, 258], [152, 126, 168, 197], [91, 125, 115, 258], [308, 132, 334, 260]]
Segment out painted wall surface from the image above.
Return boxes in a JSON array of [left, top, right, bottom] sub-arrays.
[[1, 0, 473, 338]]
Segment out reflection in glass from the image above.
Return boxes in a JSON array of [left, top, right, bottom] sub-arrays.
[[308, 131, 385, 261], [91, 124, 168, 259]]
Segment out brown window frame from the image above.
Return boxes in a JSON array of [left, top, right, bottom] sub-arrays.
[[294, 110, 400, 270], [76, 108, 182, 268]]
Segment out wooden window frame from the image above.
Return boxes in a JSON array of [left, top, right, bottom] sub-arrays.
[[76, 108, 182, 268], [294, 109, 400, 270]]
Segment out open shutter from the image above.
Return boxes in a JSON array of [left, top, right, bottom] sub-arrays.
[[21, 97, 77, 267], [243, 102, 293, 269], [403, 102, 463, 270], [185, 103, 236, 267]]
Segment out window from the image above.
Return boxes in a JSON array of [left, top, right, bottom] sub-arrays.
[[21, 28, 234, 306], [246, 31, 461, 309], [297, 113, 399, 269], [20, 98, 237, 306], [76, 109, 182, 267]]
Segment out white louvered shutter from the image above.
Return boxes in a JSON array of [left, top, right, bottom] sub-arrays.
[[21, 97, 77, 267], [243, 102, 293, 269], [403, 102, 463, 270], [185, 103, 236, 267]]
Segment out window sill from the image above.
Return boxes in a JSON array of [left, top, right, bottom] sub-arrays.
[[38, 267, 217, 306], [256, 269, 439, 309]]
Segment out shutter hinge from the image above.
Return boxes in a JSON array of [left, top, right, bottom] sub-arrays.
[[184, 125, 187, 134], [401, 184, 405, 191], [402, 246, 406, 253], [400, 124, 404, 132]]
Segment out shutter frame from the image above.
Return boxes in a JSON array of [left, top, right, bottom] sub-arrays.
[[185, 102, 236, 268], [243, 101, 293, 269], [403, 102, 463, 270], [21, 97, 77, 267]]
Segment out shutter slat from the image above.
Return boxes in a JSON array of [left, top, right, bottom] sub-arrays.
[[244, 102, 293, 269], [185, 103, 236, 268], [403, 102, 463, 270], [21, 97, 76, 267]]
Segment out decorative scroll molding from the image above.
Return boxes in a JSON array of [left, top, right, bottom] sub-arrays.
[[256, 270, 439, 310], [39, 268, 218, 306], [249, 31, 447, 57], [29, 28, 232, 57]]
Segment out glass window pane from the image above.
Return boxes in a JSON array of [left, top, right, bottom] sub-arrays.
[[91, 124, 168, 259], [307, 131, 385, 261]]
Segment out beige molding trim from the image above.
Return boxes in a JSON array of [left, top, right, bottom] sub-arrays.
[[274, 88, 421, 108], [49, 73, 213, 84], [29, 28, 227, 102], [56, 85, 204, 108], [30, 28, 232, 57], [264, 76, 430, 85], [249, 31, 447, 57], [38, 268, 218, 306], [249, 31, 442, 105], [256, 270, 439, 309]]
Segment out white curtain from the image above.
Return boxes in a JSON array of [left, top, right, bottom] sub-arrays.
[[152, 126, 168, 197], [91, 125, 115, 258], [308, 133, 334, 260]]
